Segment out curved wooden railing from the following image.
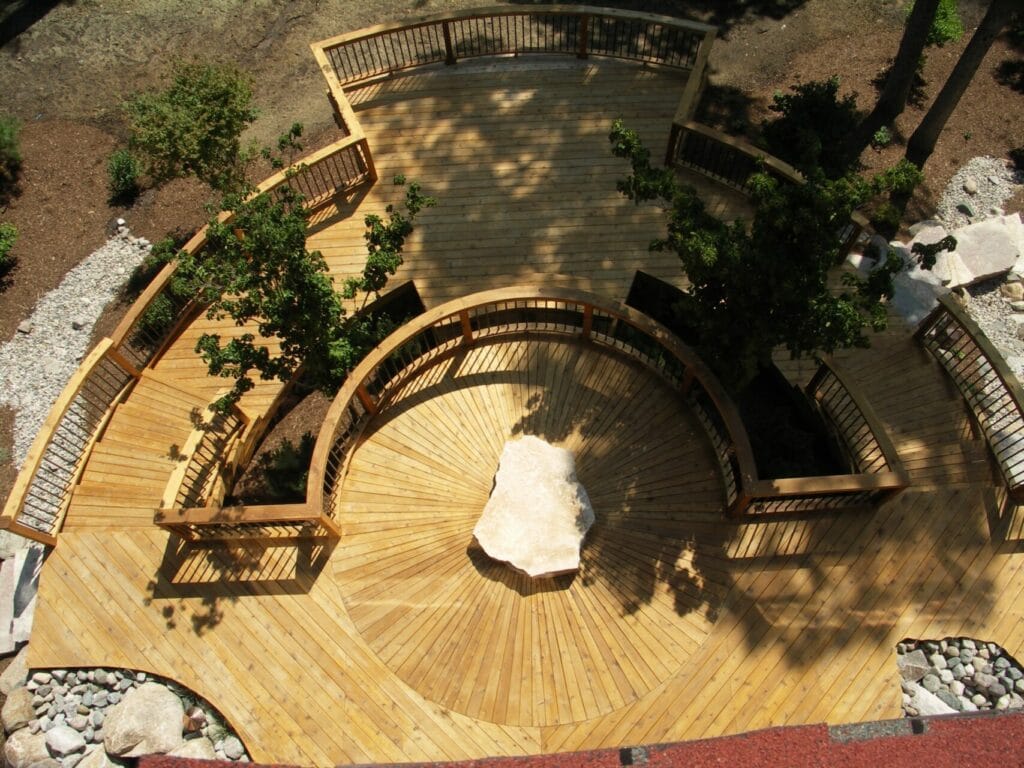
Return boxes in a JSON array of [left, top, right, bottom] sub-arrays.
[[306, 285, 755, 524], [312, 7, 716, 87], [1, 134, 379, 545], [732, 358, 909, 517], [917, 294, 1024, 500], [152, 287, 910, 538]]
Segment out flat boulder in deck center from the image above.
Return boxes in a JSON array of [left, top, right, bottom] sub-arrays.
[[473, 436, 594, 578]]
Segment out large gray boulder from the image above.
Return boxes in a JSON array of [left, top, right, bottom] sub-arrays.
[[102, 682, 184, 757], [473, 436, 594, 578], [2, 686, 35, 733], [955, 214, 1022, 282], [3, 729, 51, 768]]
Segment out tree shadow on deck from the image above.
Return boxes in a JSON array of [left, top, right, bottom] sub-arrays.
[[504, 332, 1005, 669], [145, 535, 336, 635]]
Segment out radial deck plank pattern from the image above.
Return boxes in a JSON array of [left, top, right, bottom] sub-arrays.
[[27, 59, 1024, 767]]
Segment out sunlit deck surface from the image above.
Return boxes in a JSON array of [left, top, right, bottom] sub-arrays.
[[28, 59, 1024, 767]]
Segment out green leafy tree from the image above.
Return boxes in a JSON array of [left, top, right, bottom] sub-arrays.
[[611, 120, 941, 390], [172, 177, 435, 411], [125, 62, 258, 193], [761, 77, 862, 179]]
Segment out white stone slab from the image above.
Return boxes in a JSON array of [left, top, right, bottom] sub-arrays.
[[954, 214, 1021, 282], [474, 436, 594, 578]]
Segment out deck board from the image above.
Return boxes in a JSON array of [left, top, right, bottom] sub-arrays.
[[27, 58, 1024, 767]]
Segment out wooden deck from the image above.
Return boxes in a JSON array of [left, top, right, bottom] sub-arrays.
[[27, 59, 1024, 766]]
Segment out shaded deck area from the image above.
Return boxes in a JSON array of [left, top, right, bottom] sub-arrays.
[[25, 58, 1024, 767]]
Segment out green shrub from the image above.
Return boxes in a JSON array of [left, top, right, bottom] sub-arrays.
[[107, 148, 142, 203], [125, 235, 182, 296], [872, 158, 925, 197], [125, 62, 257, 193], [761, 77, 862, 179], [923, 0, 964, 46], [871, 126, 893, 149], [0, 222, 16, 274], [869, 201, 903, 240], [0, 117, 21, 204]]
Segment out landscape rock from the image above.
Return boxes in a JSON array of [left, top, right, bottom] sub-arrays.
[[169, 738, 218, 760], [897, 649, 930, 682], [102, 682, 184, 757], [963, 177, 978, 195], [3, 686, 37, 733], [473, 436, 594, 578], [955, 214, 1023, 281], [220, 736, 244, 761], [4, 729, 52, 768], [46, 724, 87, 756], [907, 682, 957, 716], [76, 746, 120, 768], [0, 645, 30, 694]]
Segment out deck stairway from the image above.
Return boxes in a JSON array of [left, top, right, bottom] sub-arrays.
[[64, 369, 215, 530]]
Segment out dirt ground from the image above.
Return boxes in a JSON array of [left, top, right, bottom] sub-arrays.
[[0, 0, 1021, 502]]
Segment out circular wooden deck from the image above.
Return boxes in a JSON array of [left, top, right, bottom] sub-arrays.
[[332, 336, 728, 727]]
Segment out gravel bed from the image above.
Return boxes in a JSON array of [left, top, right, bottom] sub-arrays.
[[935, 155, 1024, 230], [0, 224, 151, 465], [964, 278, 1024, 380]]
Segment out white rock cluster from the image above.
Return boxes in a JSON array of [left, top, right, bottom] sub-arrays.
[[898, 638, 1024, 717], [1, 653, 249, 768], [0, 221, 152, 466]]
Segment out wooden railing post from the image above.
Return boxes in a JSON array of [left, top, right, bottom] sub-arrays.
[[665, 122, 683, 167], [577, 14, 590, 59], [442, 20, 456, 65], [459, 310, 474, 344], [355, 384, 378, 415], [580, 304, 593, 340], [360, 138, 378, 184]]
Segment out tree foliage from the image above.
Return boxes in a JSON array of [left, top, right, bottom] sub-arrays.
[[922, 0, 964, 46], [125, 62, 258, 193], [611, 120, 941, 390], [170, 177, 434, 412], [761, 77, 861, 179]]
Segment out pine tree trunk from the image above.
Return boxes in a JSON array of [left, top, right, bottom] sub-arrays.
[[906, 0, 1016, 168], [846, 0, 941, 158]]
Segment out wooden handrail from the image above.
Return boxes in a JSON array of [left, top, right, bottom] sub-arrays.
[[1, 339, 138, 540], [809, 357, 908, 480], [306, 284, 757, 521], [917, 293, 1024, 499], [313, 5, 716, 88]]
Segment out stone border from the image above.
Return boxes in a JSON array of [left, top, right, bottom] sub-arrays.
[[897, 637, 1024, 716], [1, 650, 250, 768]]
